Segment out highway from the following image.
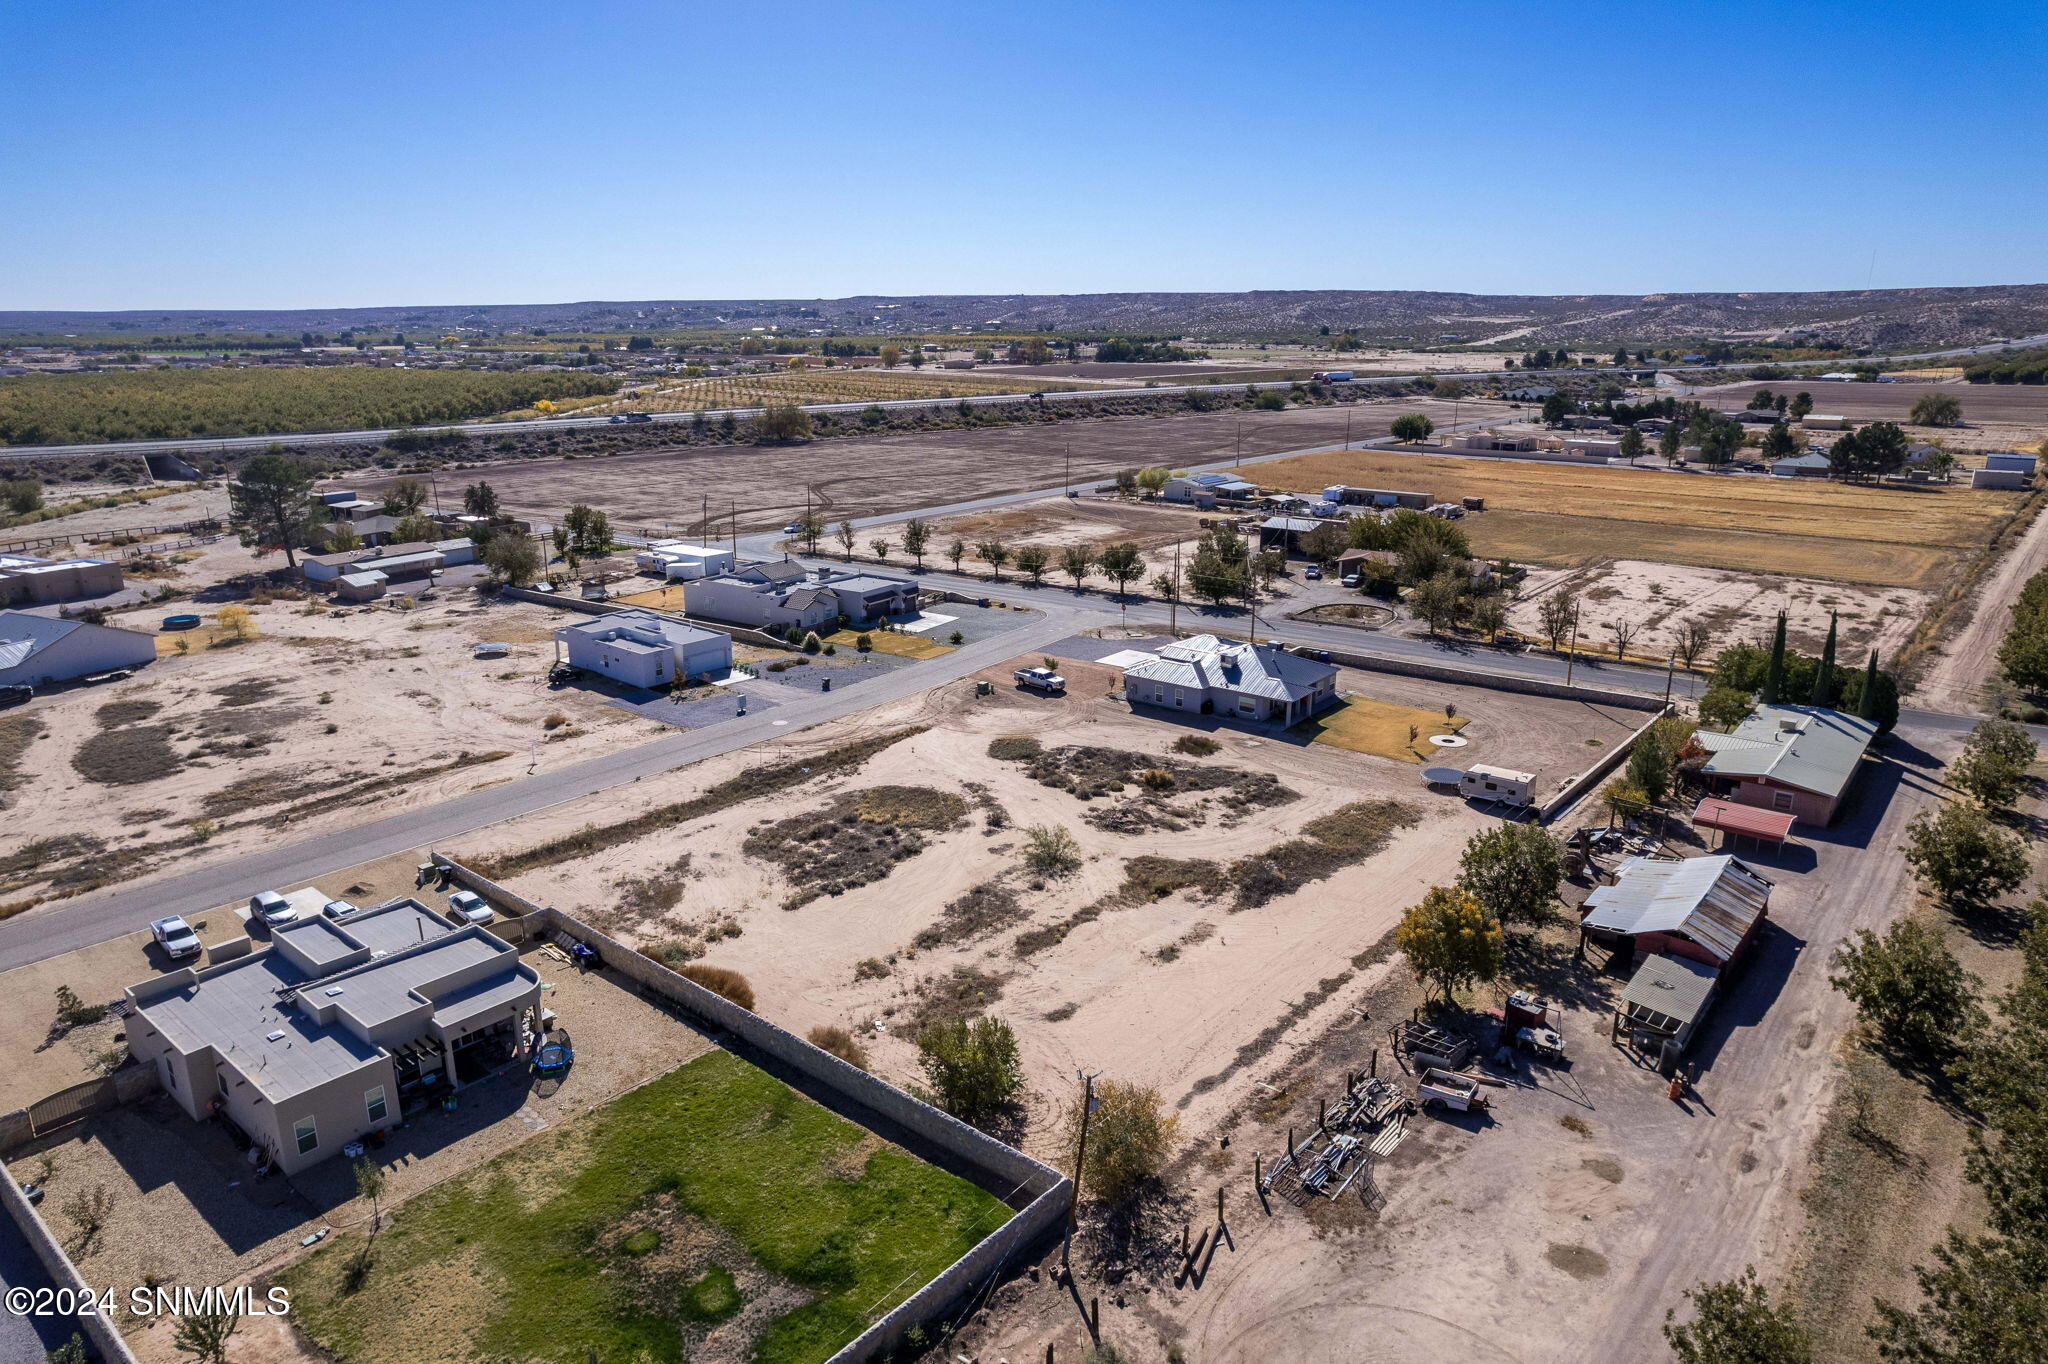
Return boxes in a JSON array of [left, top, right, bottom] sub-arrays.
[[6, 331, 2045, 462]]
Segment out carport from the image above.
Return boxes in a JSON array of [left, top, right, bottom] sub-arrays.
[[1692, 797, 1795, 851]]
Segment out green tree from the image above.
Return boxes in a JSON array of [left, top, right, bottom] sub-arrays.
[[947, 538, 967, 572], [1408, 570, 1467, 635], [462, 480, 499, 519], [1396, 886, 1502, 1003], [1390, 413, 1435, 443], [324, 521, 362, 553], [1762, 613, 1788, 705], [1789, 391, 1814, 420], [227, 448, 320, 568], [1950, 720, 2038, 810], [1810, 611, 1838, 705], [1067, 1079, 1178, 1206], [754, 404, 813, 443], [1902, 803, 2029, 909], [1662, 1266, 1811, 1364], [1619, 427, 1647, 464], [1626, 730, 1673, 806], [1013, 545, 1050, 584], [1135, 466, 1172, 497], [1469, 594, 1508, 642], [1761, 421, 1798, 462], [1060, 544, 1096, 590], [796, 510, 826, 554], [900, 517, 930, 568], [835, 517, 856, 559], [917, 1016, 1024, 1122], [977, 539, 1011, 578], [1910, 392, 1964, 427], [562, 504, 610, 555], [391, 511, 439, 545], [2, 478, 42, 515], [1456, 824, 1562, 929], [1659, 422, 1685, 460], [171, 1307, 239, 1364], [1098, 541, 1145, 594], [480, 531, 541, 586], [380, 477, 429, 517], [46, 1332, 89, 1364], [1829, 919, 1980, 1062], [1301, 521, 1347, 564], [1187, 527, 1250, 606]]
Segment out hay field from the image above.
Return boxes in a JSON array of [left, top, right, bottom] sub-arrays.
[[1253, 449, 2024, 586], [579, 366, 1080, 415]]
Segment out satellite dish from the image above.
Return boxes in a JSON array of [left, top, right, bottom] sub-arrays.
[[1422, 766, 1465, 786]]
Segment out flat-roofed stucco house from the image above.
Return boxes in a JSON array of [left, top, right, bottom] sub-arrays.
[[683, 562, 917, 632], [125, 898, 542, 1174]]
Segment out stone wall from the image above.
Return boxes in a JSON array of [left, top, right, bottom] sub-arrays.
[[0, 1159, 142, 1362], [1288, 643, 1666, 712], [1541, 704, 1675, 824]]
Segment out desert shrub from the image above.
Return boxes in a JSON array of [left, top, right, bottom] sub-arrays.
[[542, 711, 568, 730], [1068, 1079, 1178, 1204], [987, 735, 1041, 761], [917, 1015, 1023, 1121], [678, 964, 755, 1012], [1023, 824, 1083, 878], [1172, 735, 1221, 756], [647, 938, 705, 969], [806, 1025, 870, 1071], [853, 956, 891, 982]]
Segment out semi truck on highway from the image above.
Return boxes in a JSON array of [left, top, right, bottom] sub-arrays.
[[1313, 370, 1355, 382]]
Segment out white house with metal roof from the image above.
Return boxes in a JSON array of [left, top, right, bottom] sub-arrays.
[[1120, 635, 1338, 726], [0, 610, 155, 687], [1580, 854, 1772, 970], [1695, 703, 1877, 825], [125, 896, 541, 1175]]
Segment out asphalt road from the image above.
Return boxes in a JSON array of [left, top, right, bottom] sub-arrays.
[[10, 332, 2047, 461]]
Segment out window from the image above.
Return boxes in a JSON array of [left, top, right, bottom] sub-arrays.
[[1237, 697, 1256, 715], [1771, 791, 1794, 812], [218, 1071, 229, 1097], [294, 1116, 318, 1155], [365, 1086, 388, 1124]]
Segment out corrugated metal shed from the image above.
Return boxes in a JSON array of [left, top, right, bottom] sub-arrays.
[[1581, 854, 1771, 965], [1620, 953, 1720, 1033]]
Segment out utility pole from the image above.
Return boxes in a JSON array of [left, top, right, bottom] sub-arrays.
[[1663, 649, 1676, 704], [1564, 603, 1581, 686], [1236, 415, 1244, 467], [1068, 1070, 1100, 1237], [1064, 441, 1071, 496], [1344, 410, 1352, 451], [1169, 540, 1181, 637]]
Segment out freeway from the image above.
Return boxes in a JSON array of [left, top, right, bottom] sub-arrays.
[[7, 331, 2046, 461]]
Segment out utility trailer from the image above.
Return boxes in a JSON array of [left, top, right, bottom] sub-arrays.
[[1391, 1019, 1473, 1073], [1417, 1067, 1489, 1114]]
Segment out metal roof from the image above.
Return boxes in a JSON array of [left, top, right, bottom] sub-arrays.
[[1696, 705, 1877, 801], [1581, 854, 1771, 965], [1620, 953, 1720, 1031], [1692, 797, 1796, 842], [1123, 635, 1336, 703]]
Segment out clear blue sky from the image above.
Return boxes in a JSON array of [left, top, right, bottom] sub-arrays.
[[5, 0, 2045, 310]]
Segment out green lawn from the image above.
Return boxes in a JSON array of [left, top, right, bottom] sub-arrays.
[[275, 1050, 1013, 1364]]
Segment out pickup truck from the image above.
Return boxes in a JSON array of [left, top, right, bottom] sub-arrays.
[[150, 915, 202, 961], [1013, 665, 1066, 694]]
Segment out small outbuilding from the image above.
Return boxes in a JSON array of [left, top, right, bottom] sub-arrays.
[[0, 610, 155, 687], [1974, 467, 2029, 490], [335, 571, 388, 603], [1771, 453, 1833, 478], [1615, 953, 1723, 1072], [0, 554, 125, 606], [1579, 853, 1772, 970]]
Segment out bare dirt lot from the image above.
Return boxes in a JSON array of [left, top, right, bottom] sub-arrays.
[[1252, 446, 2023, 586], [1512, 558, 1931, 662], [466, 657, 1639, 1146], [918, 494, 1209, 557], [0, 592, 662, 915], [355, 400, 1516, 537]]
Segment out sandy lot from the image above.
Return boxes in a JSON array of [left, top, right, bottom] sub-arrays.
[[1511, 558, 1930, 663], [916, 494, 1209, 557], [0, 591, 663, 914], [468, 655, 1639, 1147], [354, 400, 1515, 539], [1250, 446, 2023, 586], [1701, 378, 2048, 442]]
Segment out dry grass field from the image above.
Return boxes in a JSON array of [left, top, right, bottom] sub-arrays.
[[572, 366, 1081, 416], [1253, 448, 2024, 586]]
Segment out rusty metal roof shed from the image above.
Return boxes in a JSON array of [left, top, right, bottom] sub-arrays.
[[1581, 854, 1772, 966]]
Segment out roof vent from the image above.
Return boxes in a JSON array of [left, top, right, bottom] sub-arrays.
[[265, 1030, 287, 1042], [324, 987, 345, 997]]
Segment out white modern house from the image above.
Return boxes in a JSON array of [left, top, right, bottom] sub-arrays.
[[0, 554, 125, 606], [0, 611, 155, 686], [634, 541, 736, 580], [556, 608, 733, 688], [1120, 635, 1339, 725]]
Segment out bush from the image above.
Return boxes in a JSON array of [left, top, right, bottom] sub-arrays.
[[917, 1016, 1023, 1121], [1023, 824, 1083, 877], [987, 735, 1042, 761], [677, 964, 755, 1012], [801, 631, 822, 654], [855, 633, 873, 652], [1172, 735, 1221, 756], [806, 1025, 870, 1071]]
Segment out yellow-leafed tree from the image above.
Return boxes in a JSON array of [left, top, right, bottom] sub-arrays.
[[1396, 886, 1502, 1004]]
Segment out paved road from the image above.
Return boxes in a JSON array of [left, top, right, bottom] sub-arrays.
[[11, 332, 2048, 461], [0, 607, 1086, 972]]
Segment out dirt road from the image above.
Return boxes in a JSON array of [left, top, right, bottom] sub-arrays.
[[1916, 496, 2048, 713]]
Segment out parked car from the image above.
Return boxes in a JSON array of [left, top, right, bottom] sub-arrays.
[[150, 915, 202, 960], [1341, 573, 1363, 589], [0, 684, 30, 708], [249, 890, 298, 927], [1303, 565, 1323, 580], [783, 521, 805, 535], [1013, 665, 1066, 694], [448, 891, 493, 925]]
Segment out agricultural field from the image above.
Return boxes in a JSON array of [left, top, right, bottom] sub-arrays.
[[0, 367, 618, 445], [1699, 378, 2048, 450], [275, 1050, 1010, 1364], [553, 366, 1082, 418], [357, 399, 1505, 536], [1252, 446, 2026, 587]]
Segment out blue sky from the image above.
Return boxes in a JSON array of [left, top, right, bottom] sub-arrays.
[[4, 0, 2045, 309]]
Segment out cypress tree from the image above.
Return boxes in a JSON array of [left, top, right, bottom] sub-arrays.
[[1810, 611, 1838, 706], [1762, 612, 1787, 705], [1857, 651, 1880, 721]]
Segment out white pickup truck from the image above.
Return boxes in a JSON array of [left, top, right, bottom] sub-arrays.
[[1013, 665, 1065, 694]]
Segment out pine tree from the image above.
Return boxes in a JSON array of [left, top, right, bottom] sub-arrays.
[[1810, 612, 1837, 706], [1762, 613, 1787, 705]]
